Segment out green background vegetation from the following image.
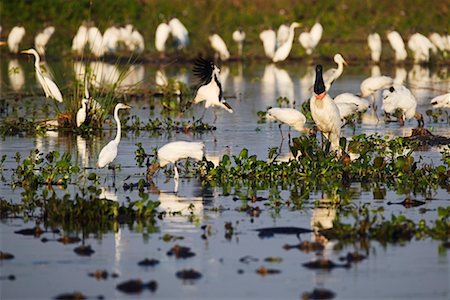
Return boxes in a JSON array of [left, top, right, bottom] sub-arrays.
[[1, 0, 449, 60]]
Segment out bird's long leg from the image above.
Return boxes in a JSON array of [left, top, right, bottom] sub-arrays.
[[278, 123, 284, 140], [199, 106, 207, 121], [288, 127, 292, 145], [371, 94, 377, 111], [111, 164, 116, 188], [212, 110, 218, 126], [174, 164, 179, 181]]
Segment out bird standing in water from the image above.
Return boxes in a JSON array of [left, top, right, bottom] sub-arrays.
[[310, 65, 342, 155]]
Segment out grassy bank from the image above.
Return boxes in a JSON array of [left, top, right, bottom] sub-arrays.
[[1, 0, 449, 61]]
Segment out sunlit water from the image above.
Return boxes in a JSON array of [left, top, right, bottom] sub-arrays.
[[1, 58, 449, 299]]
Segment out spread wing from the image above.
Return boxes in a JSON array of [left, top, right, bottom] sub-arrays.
[[193, 57, 214, 85]]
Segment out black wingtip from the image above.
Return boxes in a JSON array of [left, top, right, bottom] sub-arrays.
[[314, 64, 325, 94], [193, 57, 215, 84]]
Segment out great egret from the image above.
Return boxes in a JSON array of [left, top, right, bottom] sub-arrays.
[[272, 22, 300, 62], [34, 26, 55, 56], [87, 26, 104, 57], [209, 33, 230, 61], [76, 98, 89, 127], [192, 57, 233, 124], [360, 75, 393, 107], [232, 29, 246, 57], [310, 65, 342, 154], [147, 141, 205, 180], [276, 24, 290, 48], [7, 26, 26, 53], [382, 85, 423, 126], [367, 33, 382, 63], [155, 22, 171, 55], [323, 53, 348, 91], [386, 31, 407, 62], [266, 107, 308, 140], [334, 93, 369, 112], [298, 22, 323, 55], [72, 23, 88, 55], [259, 29, 277, 59], [168, 18, 189, 50], [21, 48, 63, 102], [430, 92, 450, 108], [96, 103, 131, 169]]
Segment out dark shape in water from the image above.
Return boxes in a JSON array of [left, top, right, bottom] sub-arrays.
[[302, 259, 350, 270], [88, 270, 108, 280], [138, 258, 160, 267], [407, 127, 450, 146], [256, 266, 281, 276], [283, 241, 325, 252], [387, 197, 426, 208], [176, 269, 202, 280], [14, 227, 44, 237], [116, 279, 157, 294], [167, 244, 196, 259], [54, 291, 87, 300], [239, 255, 259, 264], [339, 252, 367, 263], [301, 288, 336, 299], [0, 274, 16, 281], [255, 226, 313, 238], [58, 236, 81, 244], [0, 251, 14, 260], [74, 245, 95, 256]]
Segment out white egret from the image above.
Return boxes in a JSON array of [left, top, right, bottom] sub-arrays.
[[368, 32, 382, 63], [87, 26, 104, 57], [360, 75, 393, 107], [273, 22, 300, 63], [334, 93, 370, 112], [7, 26, 26, 53], [259, 29, 277, 59], [168, 18, 189, 50], [276, 24, 290, 48], [232, 29, 246, 57], [76, 98, 89, 127], [298, 22, 323, 55], [209, 33, 230, 61], [192, 57, 233, 124], [102, 26, 120, 54], [155, 22, 171, 55], [386, 30, 407, 62], [96, 103, 131, 169], [267, 107, 308, 140], [428, 33, 447, 52], [323, 53, 348, 91], [147, 141, 205, 180], [408, 33, 435, 63], [34, 26, 55, 56], [72, 23, 88, 55], [430, 92, 450, 108], [126, 27, 145, 53], [382, 85, 423, 126], [310, 65, 342, 154], [21, 48, 63, 102]]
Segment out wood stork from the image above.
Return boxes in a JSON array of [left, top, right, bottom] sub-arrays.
[[169, 18, 189, 50], [7, 26, 26, 53], [34, 26, 55, 56], [155, 22, 171, 55], [408, 33, 435, 63], [266, 107, 308, 140], [360, 75, 394, 108], [334, 93, 370, 112], [209, 33, 230, 61], [386, 30, 407, 62], [72, 23, 88, 55], [430, 92, 450, 108], [368, 32, 382, 63], [382, 85, 423, 126], [232, 29, 246, 57], [259, 29, 277, 59], [298, 22, 323, 55]]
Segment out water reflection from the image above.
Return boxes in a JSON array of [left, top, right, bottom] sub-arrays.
[[8, 59, 24, 91], [232, 63, 244, 101], [274, 65, 294, 106], [408, 64, 432, 104]]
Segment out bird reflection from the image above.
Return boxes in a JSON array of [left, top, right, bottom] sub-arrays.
[[220, 65, 230, 92], [89, 61, 120, 89], [408, 64, 432, 105], [8, 59, 25, 91], [299, 66, 315, 103], [261, 64, 276, 105], [233, 63, 244, 101], [35, 130, 59, 153], [394, 67, 407, 85], [310, 199, 337, 255], [120, 64, 144, 93], [274, 65, 294, 106], [76, 135, 89, 169]]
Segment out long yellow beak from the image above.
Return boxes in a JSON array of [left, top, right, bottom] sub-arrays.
[[123, 104, 131, 109]]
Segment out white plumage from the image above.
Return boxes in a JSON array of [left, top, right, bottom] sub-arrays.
[[276, 24, 290, 48], [209, 33, 230, 61], [267, 107, 307, 137], [386, 30, 407, 62], [22, 48, 63, 102], [360, 75, 393, 107], [323, 53, 347, 91], [272, 22, 300, 63], [7, 26, 26, 53], [87, 26, 104, 57], [408, 33, 435, 63], [232, 29, 246, 57], [76, 98, 89, 127], [168, 18, 189, 50], [430, 92, 450, 108], [72, 24, 88, 55], [298, 22, 323, 55], [382, 85, 423, 126], [259, 29, 277, 59], [155, 22, 171, 53], [334, 93, 369, 112], [97, 103, 131, 168], [336, 102, 359, 120], [102, 26, 120, 54], [34, 26, 55, 56], [428, 33, 447, 52], [368, 32, 382, 63]]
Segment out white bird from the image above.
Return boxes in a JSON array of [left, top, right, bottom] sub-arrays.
[[168, 18, 189, 50], [21, 48, 63, 102], [87, 26, 104, 57], [96, 103, 131, 168], [8, 59, 25, 92], [34, 26, 55, 56], [368, 32, 382, 63], [382, 85, 423, 126], [76, 98, 89, 127], [298, 22, 323, 55], [272, 22, 300, 63], [7, 26, 26, 53], [322, 53, 348, 91], [232, 29, 246, 57], [259, 29, 277, 59], [102, 26, 120, 54], [310, 65, 342, 154], [386, 30, 407, 62], [408, 33, 435, 63], [267, 107, 308, 140], [276, 24, 290, 48], [336, 102, 359, 120], [209, 33, 230, 61], [334, 93, 370, 112], [155, 22, 171, 54], [192, 57, 233, 123], [360, 75, 394, 106], [430, 92, 450, 108], [147, 141, 205, 180], [125, 26, 145, 53], [428, 32, 447, 52], [72, 24, 88, 55]]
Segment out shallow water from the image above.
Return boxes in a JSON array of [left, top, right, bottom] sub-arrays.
[[1, 57, 449, 299]]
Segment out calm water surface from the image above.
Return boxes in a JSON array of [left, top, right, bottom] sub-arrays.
[[1, 57, 449, 299]]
